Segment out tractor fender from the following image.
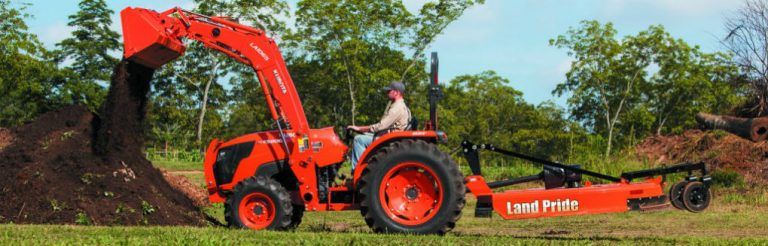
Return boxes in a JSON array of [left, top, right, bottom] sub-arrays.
[[254, 160, 289, 178], [352, 130, 445, 182], [204, 139, 225, 202], [224, 155, 282, 190]]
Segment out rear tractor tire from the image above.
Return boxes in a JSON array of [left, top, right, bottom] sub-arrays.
[[225, 176, 294, 230], [287, 203, 305, 229], [358, 139, 465, 234]]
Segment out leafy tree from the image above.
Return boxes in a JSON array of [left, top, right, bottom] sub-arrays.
[[647, 34, 741, 135], [218, 61, 272, 140], [285, 0, 481, 130], [440, 71, 577, 162], [551, 21, 655, 157], [552, 21, 743, 156], [149, 0, 289, 150], [54, 0, 120, 112], [287, 0, 414, 125], [145, 68, 198, 152], [399, 0, 484, 82], [723, 0, 768, 116], [0, 0, 62, 126]]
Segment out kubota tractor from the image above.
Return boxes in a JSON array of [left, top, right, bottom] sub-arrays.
[[121, 6, 713, 235], [121, 7, 464, 234]]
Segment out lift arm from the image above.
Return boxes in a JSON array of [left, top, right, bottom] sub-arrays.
[[120, 7, 311, 160]]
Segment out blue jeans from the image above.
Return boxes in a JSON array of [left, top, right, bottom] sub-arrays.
[[351, 133, 373, 172]]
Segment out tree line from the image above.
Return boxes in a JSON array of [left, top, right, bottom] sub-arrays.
[[1, 0, 763, 163]]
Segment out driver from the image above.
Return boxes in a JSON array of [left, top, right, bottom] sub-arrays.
[[347, 81, 411, 172]]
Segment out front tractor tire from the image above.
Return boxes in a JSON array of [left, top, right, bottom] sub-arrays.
[[225, 176, 294, 230], [358, 139, 465, 234]]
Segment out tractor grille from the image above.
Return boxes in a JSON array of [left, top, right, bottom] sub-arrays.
[[213, 141, 255, 185]]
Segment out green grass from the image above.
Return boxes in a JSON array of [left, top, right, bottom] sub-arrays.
[[150, 158, 201, 171], [1, 171, 766, 244], [2, 201, 767, 245], [0, 222, 764, 245], [137, 157, 768, 245]]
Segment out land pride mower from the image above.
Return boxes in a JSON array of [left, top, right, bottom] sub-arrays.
[[121, 7, 712, 234]]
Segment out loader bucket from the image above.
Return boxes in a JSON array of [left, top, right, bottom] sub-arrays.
[[120, 7, 186, 69]]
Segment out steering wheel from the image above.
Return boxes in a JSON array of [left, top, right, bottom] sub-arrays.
[[340, 126, 354, 145]]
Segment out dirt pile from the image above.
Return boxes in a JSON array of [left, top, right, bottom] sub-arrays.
[[0, 128, 12, 150], [161, 170, 210, 208], [636, 130, 768, 185], [0, 61, 207, 226]]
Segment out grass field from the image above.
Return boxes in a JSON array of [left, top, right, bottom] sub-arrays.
[[2, 159, 765, 245], [2, 198, 767, 245], [151, 158, 201, 171]]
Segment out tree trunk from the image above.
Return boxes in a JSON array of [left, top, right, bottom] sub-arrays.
[[334, 34, 357, 125], [196, 60, 220, 150], [655, 117, 667, 136], [347, 74, 356, 125], [341, 55, 356, 125], [605, 123, 614, 158], [399, 47, 423, 84], [603, 108, 613, 158], [196, 80, 211, 147]]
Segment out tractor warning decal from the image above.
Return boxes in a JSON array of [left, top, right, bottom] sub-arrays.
[[506, 199, 579, 215]]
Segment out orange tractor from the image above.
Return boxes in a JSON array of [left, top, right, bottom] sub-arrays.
[[121, 7, 711, 234]]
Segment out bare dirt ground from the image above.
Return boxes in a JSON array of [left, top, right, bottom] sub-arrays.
[[0, 128, 13, 151], [161, 170, 209, 207], [636, 130, 768, 185]]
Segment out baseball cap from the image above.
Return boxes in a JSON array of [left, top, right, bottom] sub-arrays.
[[382, 81, 405, 93]]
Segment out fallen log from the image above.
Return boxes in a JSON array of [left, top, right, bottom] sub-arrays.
[[695, 112, 768, 142]]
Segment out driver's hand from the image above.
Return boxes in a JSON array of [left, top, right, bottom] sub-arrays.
[[347, 125, 360, 132]]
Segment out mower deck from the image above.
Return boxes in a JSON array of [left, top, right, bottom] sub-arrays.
[[461, 141, 712, 219]]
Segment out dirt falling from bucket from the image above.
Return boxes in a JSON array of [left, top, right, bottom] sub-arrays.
[[0, 60, 208, 226]]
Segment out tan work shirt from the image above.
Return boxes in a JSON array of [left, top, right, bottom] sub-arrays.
[[370, 99, 410, 132]]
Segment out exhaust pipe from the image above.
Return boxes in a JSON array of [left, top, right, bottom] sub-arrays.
[[694, 112, 768, 142]]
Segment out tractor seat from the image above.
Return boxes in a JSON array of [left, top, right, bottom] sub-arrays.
[[373, 117, 418, 139], [406, 117, 418, 131]]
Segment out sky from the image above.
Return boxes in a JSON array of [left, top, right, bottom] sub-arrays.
[[22, 0, 744, 107]]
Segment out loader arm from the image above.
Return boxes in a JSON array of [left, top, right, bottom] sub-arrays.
[[120, 7, 312, 163]]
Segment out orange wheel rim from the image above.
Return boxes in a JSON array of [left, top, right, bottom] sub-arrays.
[[239, 193, 275, 230], [378, 162, 444, 226]]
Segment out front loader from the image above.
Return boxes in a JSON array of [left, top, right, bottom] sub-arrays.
[[120, 7, 463, 234], [120, 6, 712, 235]]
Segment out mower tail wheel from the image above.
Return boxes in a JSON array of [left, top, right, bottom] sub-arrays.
[[668, 181, 688, 210], [682, 181, 711, 213], [225, 176, 294, 230], [358, 139, 465, 234]]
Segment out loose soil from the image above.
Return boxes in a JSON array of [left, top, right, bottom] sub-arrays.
[[636, 130, 768, 185], [161, 170, 209, 208], [0, 128, 12, 151], [0, 61, 207, 226]]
